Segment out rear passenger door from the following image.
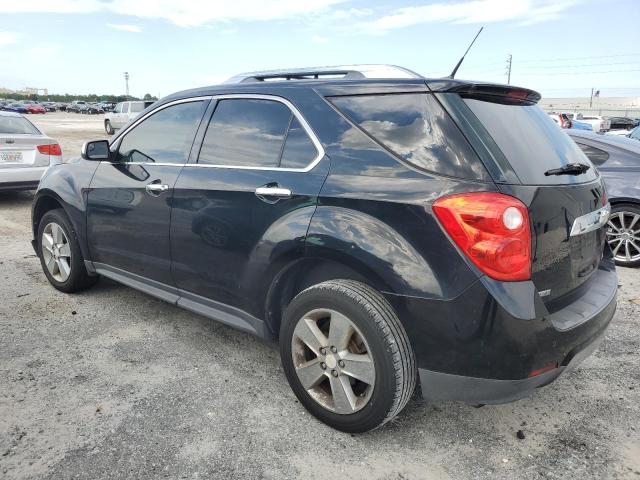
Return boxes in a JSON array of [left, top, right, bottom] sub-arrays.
[[170, 95, 328, 318]]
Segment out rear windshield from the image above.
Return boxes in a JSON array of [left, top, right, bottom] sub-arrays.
[[330, 93, 490, 181], [463, 98, 598, 184], [0, 116, 40, 135]]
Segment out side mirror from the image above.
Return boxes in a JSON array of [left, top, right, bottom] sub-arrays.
[[81, 140, 110, 160]]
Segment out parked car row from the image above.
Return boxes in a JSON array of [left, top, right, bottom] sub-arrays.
[[0, 99, 119, 114], [548, 111, 639, 133]]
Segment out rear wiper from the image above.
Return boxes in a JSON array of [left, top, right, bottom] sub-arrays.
[[544, 163, 591, 176]]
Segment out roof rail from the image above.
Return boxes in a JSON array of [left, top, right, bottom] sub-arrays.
[[223, 64, 423, 84]]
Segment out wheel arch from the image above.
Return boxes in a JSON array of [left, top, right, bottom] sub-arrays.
[[32, 189, 91, 262], [264, 255, 393, 338]]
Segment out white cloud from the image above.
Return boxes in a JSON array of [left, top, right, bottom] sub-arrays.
[[107, 23, 143, 33], [0, 0, 347, 27], [311, 35, 329, 44], [356, 0, 580, 35], [0, 31, 19, 46]]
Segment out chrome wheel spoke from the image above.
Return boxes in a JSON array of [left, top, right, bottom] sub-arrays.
[[46, 255, 57, 274], [51, 223, 64, 244], [42, 233, 54, 252], [293, 318, 327, 356], [340, 352, 375, 385], [619, 212, 627, 230], [612, 240, 624, 257], [295, 359, 326, 390], [57, 258, 71, 280], [328, 311, 353, 351], [329, 375, 357, 414], [629, 214, 640, 231], [58, 243, 71, 257]]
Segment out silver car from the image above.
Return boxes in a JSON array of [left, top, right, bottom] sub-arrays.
[[104, 100, 155, 134], [0, 111, 62, 191]]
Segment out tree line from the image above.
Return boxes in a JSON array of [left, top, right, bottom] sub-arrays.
[[1, 93, 158, 103]]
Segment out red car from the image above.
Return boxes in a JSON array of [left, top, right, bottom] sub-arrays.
[[24, 104, 46, 114]]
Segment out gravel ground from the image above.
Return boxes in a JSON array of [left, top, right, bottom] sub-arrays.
[[1, 114, 639, 479]]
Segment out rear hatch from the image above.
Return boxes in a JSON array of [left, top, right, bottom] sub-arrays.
[[436, 86, 608, 305]]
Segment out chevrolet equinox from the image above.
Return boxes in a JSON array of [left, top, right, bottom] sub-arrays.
[[31, 65, 617, 433]]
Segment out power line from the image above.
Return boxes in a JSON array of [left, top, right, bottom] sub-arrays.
[[514, 53, 640, 64], [518, 61, 640, 70], [522, 68, 640, 76]]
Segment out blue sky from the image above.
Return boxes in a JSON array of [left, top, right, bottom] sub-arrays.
[[0, 0, 639, 98]]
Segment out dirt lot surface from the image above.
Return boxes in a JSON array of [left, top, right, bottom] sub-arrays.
[[1, 114, 639, 479]]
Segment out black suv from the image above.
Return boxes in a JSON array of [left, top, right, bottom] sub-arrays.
[[31, 65, 617, 433]]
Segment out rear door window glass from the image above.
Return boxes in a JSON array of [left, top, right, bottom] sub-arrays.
[[122, 103, 130, 113], [463, 98, 598, 184], [280, 117, 318, 169], [329, 93, 490, 180], [198, 99, 292, 168], [131, 102, 144, 113]]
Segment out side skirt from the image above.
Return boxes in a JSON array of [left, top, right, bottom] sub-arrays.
[[91, 262, 267, 339]]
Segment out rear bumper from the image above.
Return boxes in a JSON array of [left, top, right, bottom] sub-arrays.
[[0, 166, 48, 190], [389, 256, 617, 404], [418, 310, 610, 404]]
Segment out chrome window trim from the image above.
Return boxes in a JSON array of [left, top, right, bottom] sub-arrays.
[[108, 94, 325, 173]]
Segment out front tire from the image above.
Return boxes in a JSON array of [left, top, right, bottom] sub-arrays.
[[607, 203, 640, 267], [38, 209, 98, 293], [104, 120, 114, 135], [280, 280, 416, 433]]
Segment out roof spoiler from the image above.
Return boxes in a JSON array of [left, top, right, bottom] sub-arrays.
[[429, 81, 541, 105]]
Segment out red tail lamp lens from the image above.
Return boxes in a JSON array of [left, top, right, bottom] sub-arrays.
[[37, 144, 62, 156], [433, 192, 531, 281]]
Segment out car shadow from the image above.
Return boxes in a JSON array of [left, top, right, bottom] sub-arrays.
[[0, 190, 35, 207]]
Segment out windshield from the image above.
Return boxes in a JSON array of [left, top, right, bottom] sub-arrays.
[[463, 98, 598, 185], [0, 116, 40, 135]]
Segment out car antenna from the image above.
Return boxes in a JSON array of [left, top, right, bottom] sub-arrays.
[[448, 26, 484, 79]]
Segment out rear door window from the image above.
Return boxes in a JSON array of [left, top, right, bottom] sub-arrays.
[[198, 98, 318, 169], [463, 98, 598, 184], [329, 93, 490, 180]]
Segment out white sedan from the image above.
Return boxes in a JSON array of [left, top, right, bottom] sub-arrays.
[[0, 111, 62, 191]]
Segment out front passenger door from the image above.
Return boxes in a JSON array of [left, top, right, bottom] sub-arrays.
[[87, 99, 208, 286]]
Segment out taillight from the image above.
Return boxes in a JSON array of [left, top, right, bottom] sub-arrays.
[[37, 144, 62, 156], [433, 192, 531, 281]]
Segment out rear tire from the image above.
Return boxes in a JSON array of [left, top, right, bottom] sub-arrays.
[[37, 209, 98, 293], [607, 203, 640, 267], [280, 280, 416, 433]]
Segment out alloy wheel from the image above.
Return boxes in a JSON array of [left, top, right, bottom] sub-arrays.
[[607, 211, 640, 264], [41, 222, 72, 282], [291, 308, 376, 415]]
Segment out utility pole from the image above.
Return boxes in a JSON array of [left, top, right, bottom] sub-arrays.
[[124, 72, 130, 98], [506, 54, 512, 85]]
